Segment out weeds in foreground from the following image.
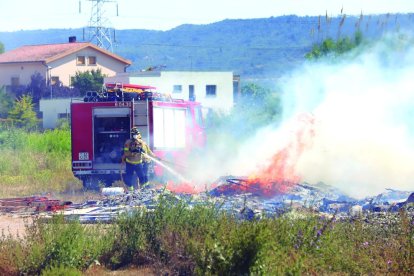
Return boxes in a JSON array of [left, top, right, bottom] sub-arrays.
[[0, 198, 413, 275], [11, 215, 113, 275]]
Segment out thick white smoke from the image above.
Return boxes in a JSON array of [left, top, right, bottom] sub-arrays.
[[280, 33, 414, 198], [186, 33, 414, 199]]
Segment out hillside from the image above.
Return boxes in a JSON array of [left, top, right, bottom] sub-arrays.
[[1, 14, 413, 83]]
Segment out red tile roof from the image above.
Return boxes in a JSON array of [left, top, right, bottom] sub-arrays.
[[0, 42, 131, 65]]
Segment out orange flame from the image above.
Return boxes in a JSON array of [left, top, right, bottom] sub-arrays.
[[244, 113, 316, 196], [165, 113, 315, 197]]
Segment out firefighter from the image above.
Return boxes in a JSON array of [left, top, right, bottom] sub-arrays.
[[121, 127, 145, 189], [135, 129, 158, 187]]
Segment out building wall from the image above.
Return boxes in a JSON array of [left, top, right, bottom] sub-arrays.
[[39, 98, 73, 129], [106, 71, 235, 113], [0, 62, 47, 87], [48, 48, 126, 86]]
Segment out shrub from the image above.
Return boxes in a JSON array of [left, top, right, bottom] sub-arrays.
[[16, 215, 114, 274], [40, 264, 82, 276]]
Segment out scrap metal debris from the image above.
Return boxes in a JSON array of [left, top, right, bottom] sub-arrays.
[[1, 177, 413, 224], [0, 196, 72, 213]]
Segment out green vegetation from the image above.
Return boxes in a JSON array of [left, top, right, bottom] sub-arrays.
[[7, 95, 39, 130], [71, 69, 106, 96], [17, 215, 112, 275], [0, 126, 80, 197], [0, 195, 412, 275], [0, 86, 13, 118], [305, 31, 364, 60]]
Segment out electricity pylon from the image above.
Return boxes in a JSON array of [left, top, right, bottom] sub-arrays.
[[83, 0, 117, 52]]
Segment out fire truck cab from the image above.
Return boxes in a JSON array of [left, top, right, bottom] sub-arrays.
[[71, 83, 205, 189]]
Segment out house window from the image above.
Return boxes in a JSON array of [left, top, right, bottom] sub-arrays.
[[189, 85, 195, 101], [88, 56, 97, 65], [206, 85, 217, 97], [58, 113, 69, 119], [51, 76, 60, 85], [11, 77, 20, 86], [172, 85, 182, 93], [77, 56, 86, 65]]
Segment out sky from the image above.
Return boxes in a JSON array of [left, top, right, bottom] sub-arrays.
[[0, 0, 413, 32]]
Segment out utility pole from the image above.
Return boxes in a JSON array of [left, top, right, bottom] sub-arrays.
[[81, 0, 118, 52]]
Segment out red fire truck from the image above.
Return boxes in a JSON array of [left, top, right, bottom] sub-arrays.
[[71, 83, 206, 189]]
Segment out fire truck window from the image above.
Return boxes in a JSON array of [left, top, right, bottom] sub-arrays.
[[93, 115, 130, 164], [153, 107, 186, 149], [174, 109, 186, 148], [153, 108, 164, 147]]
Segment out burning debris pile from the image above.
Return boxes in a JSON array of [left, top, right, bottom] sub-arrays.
[[2, 177, 411, 224]]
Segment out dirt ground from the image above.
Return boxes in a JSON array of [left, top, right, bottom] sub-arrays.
[[0, 214, 30, 239]]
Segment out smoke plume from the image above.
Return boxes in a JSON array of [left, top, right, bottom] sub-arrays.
[[278, 33, 414, 198], [184, 33, 414, 199]]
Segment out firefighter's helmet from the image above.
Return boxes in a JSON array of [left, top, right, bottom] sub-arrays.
[[131, 127, 140, 135]]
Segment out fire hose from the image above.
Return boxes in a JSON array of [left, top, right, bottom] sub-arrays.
[[119, 152, 189, 185], [156, 157, 187, 169]]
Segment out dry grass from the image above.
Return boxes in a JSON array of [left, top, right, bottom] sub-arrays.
[[85, 264, 155, 276]]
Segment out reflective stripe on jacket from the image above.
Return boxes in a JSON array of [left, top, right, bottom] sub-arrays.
[[126, 158, 142, 164]]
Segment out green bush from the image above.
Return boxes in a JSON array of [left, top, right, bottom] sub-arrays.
[[40, 264, 82, 276], [16, 215, 114, 275]]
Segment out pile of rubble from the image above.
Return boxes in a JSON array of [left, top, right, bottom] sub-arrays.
[[1, 177, 413, 223]]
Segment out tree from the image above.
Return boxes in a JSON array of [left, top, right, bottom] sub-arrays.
[[0, 86, 14, 118], [305, 31, 364, 60], [71, 69, 106, 96], [205, 83, 282, 142], [8, 95, 38, 130], [0, 41, 4, 54], [232, 83, 281, 131], [27, 72, 47, 103]]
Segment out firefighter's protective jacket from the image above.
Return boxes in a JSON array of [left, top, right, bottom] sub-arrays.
[[123, 138, 143, 164]]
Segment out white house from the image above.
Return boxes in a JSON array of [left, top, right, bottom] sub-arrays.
[[105, 70, 239, 114], [39, 70, 240, 129], [39, 98, 73, 129]]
